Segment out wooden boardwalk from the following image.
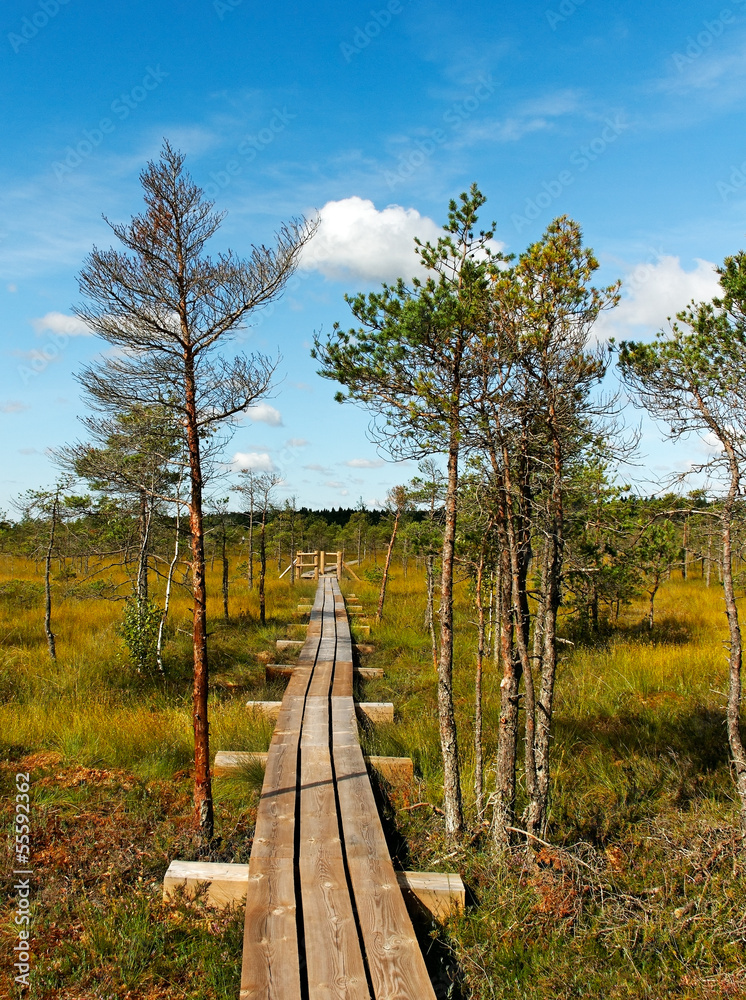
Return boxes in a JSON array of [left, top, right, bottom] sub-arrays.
[[241, 576, 437, 1000]]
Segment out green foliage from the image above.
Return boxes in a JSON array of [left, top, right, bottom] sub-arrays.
[[117, 597, 163, 673], [0, 578, 44, 609]]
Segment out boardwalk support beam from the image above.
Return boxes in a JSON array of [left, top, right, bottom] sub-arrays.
[[163, 860, 463, 921]]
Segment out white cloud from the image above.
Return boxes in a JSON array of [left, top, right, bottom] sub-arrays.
[[300, 197, 442, 282], [245, 402, 283, 427], [593, 255, 720, 342], [344, 458, 385, 469], [286, 438, 309, 448], [0, 401, 28, 414], [231, 451, 275, 471], [32, 311, 92, 337], [324, 480, 346, 489]]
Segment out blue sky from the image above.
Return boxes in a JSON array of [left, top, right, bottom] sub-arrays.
[[2, 0, 745, 512]]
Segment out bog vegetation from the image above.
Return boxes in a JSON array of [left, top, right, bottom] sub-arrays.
[[0, 532, 744, 998], [2, 144, 746, 997]]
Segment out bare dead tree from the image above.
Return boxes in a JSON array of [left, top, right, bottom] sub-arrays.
[[72, 141, 316, 840]]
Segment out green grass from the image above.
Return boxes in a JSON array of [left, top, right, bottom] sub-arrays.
[[1, 552, 744, 998]]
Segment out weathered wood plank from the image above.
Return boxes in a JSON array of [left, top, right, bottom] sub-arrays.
[[297, 858, 370, 1000], [332, 745, 391, 862], [366, 755, 414, 783], [163, 860, 249, 908], [356, 702, 394, 724], [251, 739, 299, 860], [348, 858, 436, 1000], [214, 751, 267, 775], [241, 857, 301, 1000], [245, 701, 282, 720], [396, 870, 466, 921]]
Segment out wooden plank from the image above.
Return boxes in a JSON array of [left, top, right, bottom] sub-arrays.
[[276, 639, 304, 651], [300, 698, 330, 749], [297, 859, 370, 1000], [330, 697, 359, 749], [266, 664, 295, 682], [163, 860, 249, 908], [214, 751, 267, 775], [348, 858, 437, 1000], [245, 701, 282, 720], [332, 745, 391, 862], [365, 755, 413, 783], [356, 702, 394, 725], [333, 745, 436, 998], [396, 871, 466, 922], [355, 667, 383, 680], [299, 746, 341, 863], [241, 857, 301, 1000], [165, 859, 465, 925], [252, 739, 299, 860], [215, 751, 411, 783]]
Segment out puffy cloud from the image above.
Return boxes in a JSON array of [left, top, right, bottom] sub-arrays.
[[344, 458, 385, 469], [286, 438, 309, 448], [32, 311, 92, 337], [593, 255, 720, 342], [245, 402, 283, 427], [300, 197, 442, 282], [230, 451, 275, 471]]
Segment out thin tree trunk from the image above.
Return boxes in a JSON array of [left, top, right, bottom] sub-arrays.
[[438, 419, 463, 837], [157, 506, 181, 674], [222, 522, 229, 620], [425, 553, 438, 672], [474, 549, 486, 822], [137, 489, 151, 607], [721, 456, 746, 835], [44, 497, 58, 662], [376, 507, 401, 623], [184, 348, 213, 842], [248, 509, 254, 590], [492, 542, 520, 848], [259, 511, 267, 626]]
